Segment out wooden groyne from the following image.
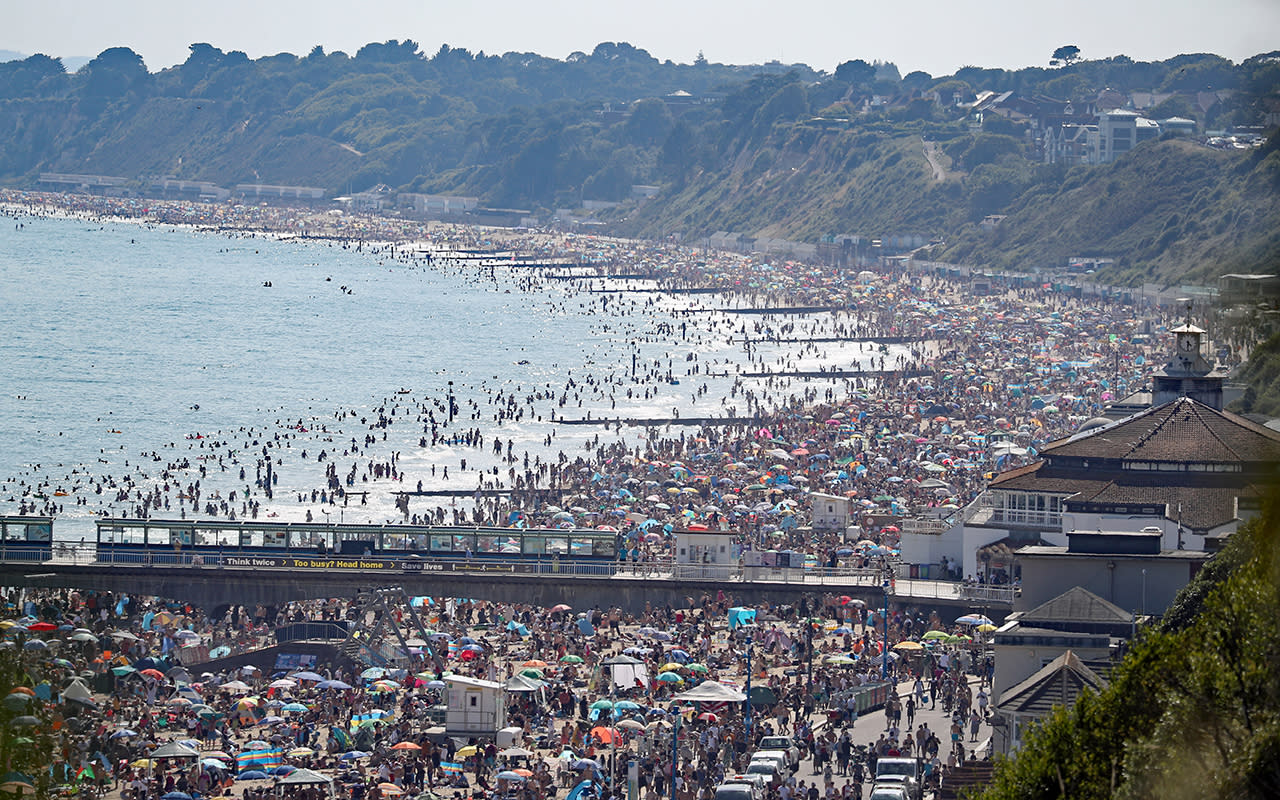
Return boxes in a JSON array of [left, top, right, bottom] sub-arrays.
[[728, 335, 929, 345], [554, 416, 758, 427], [673, 306, 845, 315]]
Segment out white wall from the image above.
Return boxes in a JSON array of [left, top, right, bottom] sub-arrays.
[[992, 640, 1109, 699]]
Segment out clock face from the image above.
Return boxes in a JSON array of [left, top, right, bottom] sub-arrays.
[[1179, 335, 1196, 353]]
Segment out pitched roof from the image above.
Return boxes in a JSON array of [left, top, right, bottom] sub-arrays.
[[1039, 397, 1280, 464], [1018, 586, 1132, 625], [997, 650, 1107, 714], [991, 465, 1255, 531]]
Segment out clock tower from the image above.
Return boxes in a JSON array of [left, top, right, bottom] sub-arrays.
[[1152, 304, 1228, 409]]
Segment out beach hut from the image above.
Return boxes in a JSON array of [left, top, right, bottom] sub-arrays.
[[445, 675, 506, 736], [673, 529, 738, 579]]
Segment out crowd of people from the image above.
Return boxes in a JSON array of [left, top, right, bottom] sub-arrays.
[[7, 584, 1000, 800]]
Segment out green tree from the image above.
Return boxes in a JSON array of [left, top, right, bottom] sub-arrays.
[[625, 98, 674, 146], [79, 46, 149, 99], [1051, 45, 1081, 66], [835, 59, 876, 87], [659, 119, 698, 182]]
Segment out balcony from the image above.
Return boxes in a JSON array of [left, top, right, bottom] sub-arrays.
[[966, 499, 1062, 531]]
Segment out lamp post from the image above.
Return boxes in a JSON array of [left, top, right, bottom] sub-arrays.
[[744, 634, 754, 737], [881, 579, 890, 681], [805, 620, 814, 691], [669, 712, 681, 800]]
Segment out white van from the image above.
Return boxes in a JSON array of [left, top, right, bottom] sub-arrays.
[[751, 750, 791, 775]]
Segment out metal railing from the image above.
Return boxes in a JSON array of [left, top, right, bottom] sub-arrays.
[[4, 545, 1014, 603]]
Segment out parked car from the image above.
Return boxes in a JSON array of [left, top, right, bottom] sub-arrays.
[[744, 759, 783, 789], [714, 783, 761, 800], [757, 735, 802, 769], [867, 784, 909, 800]]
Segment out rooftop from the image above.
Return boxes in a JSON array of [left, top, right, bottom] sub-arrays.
[[997, 650, 1107, 715], [1040, 397, 1280, 464], [1017, 586, 1132, 626]]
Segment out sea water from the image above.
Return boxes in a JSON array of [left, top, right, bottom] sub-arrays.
[[0, 213, 907, 539]]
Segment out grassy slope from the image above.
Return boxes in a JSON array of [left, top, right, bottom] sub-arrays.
[[938, 139, 1280, 287], [609, 128, 962, 242]]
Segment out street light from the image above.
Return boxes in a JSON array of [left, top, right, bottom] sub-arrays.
[[669, 712, 681, 800], [881, 579, 891, 681], [744, 634, 754, 737]]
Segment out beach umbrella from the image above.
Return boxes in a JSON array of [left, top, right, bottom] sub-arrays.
[[162, 792, 193, 800], [339, 751, 371, 761], [281, 702, 309, 712], [955, 614, 993, 626], [288, 671, 325, 682], [590, 727, 617, 744], [287, 748, 314, 758], [656, 672, 683, 683], [269, 678, 297, 689], [237, 771, 269, 781], [589, 700, 613, 710], [315, 679, 352, 690], [921, 631, 949, 641], [456, 745, 479, 758], [559, 654, 583, 663], [496, 772, 526, 782], [201, 759, 229, 770], [893, 641, 924, 651], [391, 741, 422, 751]]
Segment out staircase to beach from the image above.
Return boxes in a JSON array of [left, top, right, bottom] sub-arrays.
[[936, 759, 996, 799]]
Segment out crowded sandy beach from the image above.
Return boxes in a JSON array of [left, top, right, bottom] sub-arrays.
[[0, 188, 1187, 799]]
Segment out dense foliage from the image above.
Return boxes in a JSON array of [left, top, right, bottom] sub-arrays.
[[1230, 330, 1280, 418], [0, 43, 1278, 284], [973, 497, 1280, 800]]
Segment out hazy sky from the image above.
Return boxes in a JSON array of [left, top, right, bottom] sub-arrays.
[[7, 0, 1279, 76]]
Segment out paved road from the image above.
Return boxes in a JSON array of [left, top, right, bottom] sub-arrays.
[[772, 672, 991, 798]]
